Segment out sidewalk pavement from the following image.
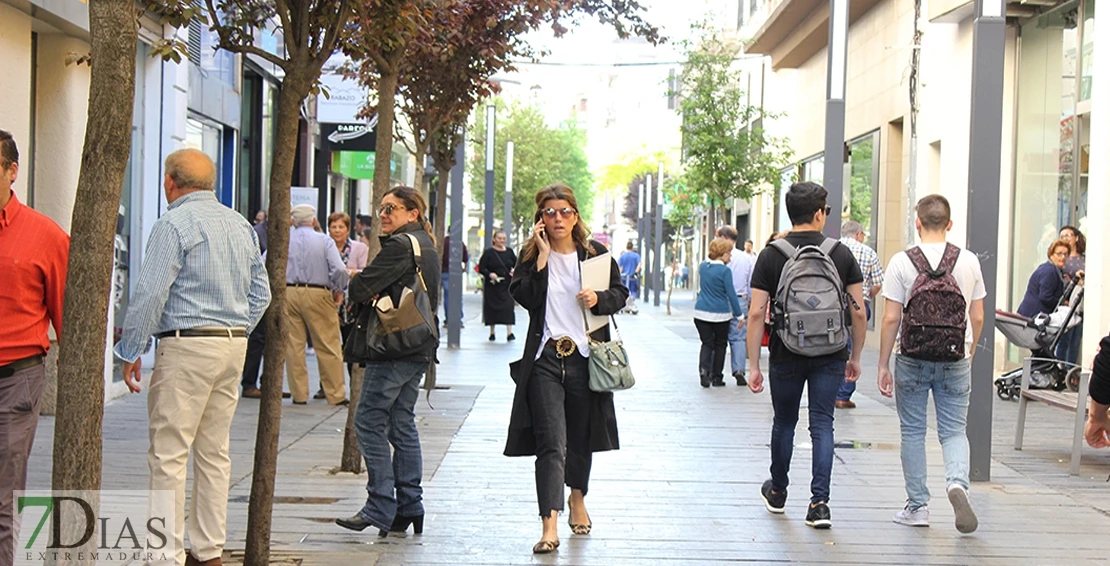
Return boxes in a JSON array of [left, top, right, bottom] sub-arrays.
[[26, 290, 1110, 565]]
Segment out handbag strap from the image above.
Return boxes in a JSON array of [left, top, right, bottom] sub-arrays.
[[403, 233, 429, 292]]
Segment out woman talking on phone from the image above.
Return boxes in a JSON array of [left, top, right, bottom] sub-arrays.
[[506, 183, 629, 554]]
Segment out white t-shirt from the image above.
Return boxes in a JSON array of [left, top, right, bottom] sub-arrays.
[[883, 242, 987, 351], [537, 251, 590, 359]]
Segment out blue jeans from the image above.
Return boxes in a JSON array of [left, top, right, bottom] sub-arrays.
[[894, 355, 971, 510], [728, 296, 750, 375], [768, 357, 843, 503], [622, 273, 639, 300], [441, 273, 462, 324], [836, 302, 871, 401], [355, 360, 427, 530], [1055, 324, 1083, 365]]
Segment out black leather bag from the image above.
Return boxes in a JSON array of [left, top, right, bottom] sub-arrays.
[[364, 233, 439, 359]]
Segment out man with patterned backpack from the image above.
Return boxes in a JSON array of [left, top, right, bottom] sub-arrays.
[[876, 194, 986, 534]]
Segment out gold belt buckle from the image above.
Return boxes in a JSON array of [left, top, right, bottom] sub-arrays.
[[554, 336, 576, 358]]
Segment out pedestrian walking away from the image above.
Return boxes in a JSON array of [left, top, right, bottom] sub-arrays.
[[0, 130, 70, 566], [283, 204, 350, 405], [876, 194, 985, 534], [505, 183, 628, 554], [478, 230, 517, 341], [440, 233, 468, 328], [115, 148, 271, 566], [336, 186, 440, 538], [694, 238, 745, 388], [836, 220, 884, 408], [716, 225, 753, 386], [617, 240, 641, 305], [745, 181, 867, 530]]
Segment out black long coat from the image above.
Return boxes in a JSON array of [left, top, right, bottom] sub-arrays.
[[504, 240, 630, 457]]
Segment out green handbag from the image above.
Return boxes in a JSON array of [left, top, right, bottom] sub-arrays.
[[582, 309, 635, 392]]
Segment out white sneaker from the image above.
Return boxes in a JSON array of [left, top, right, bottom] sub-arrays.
[[946, 484, 979, 533], [893, 504, 929, 527]]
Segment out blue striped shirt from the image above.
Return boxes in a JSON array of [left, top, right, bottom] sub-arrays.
[[114, 191, 271, 363]]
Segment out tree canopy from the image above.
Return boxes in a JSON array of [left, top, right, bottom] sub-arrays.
[[674, 24, 791, 227], [469, 100, 594, 238]]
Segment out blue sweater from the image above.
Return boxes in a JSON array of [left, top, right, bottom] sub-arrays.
[[695, 262, 742, 320], [1017, 261, 1064, 318]]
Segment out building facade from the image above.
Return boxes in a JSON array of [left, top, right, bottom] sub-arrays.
[[733, 0, 1106, 370]]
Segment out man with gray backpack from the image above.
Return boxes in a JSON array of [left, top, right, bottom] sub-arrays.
[[876, 194, 985, 534], [746, 182, 867, 529]]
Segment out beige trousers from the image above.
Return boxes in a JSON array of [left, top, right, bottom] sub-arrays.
[[284, 286, 347, 404], [148, 334, 247, 565]]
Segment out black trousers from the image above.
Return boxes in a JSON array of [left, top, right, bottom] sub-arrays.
[[241, 309, 268, 389], [694, 318, 730, 381], [527, 343, 592, 517]]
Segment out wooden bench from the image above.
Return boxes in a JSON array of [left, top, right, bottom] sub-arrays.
[[1013, 357, 1089, 475]]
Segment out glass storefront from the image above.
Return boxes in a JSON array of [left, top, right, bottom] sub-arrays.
[[185, 115, 223, 196], [847, 132, 879, 250], [1010, 0, 1095, 313]]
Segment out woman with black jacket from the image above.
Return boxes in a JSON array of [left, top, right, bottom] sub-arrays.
[[506, 183, 629, 554], [336, 186, 440, 537]]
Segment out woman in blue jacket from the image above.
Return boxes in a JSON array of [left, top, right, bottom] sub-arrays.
[[1016, 239, 1069, 318], [694, 238, 744, 387]]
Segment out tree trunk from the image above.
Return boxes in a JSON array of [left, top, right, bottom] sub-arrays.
[[244, 71, 312, 566], [433, 169, 449, 245], [50, 1, 136, 563], [367, 54, 400, 261], [339, 365, 364, 473], [707, 204, 717, 242], [414, 144, 426, 199]]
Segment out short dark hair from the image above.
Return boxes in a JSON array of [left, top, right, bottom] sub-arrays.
[[626, 241, 634, 250], [915, 194, 951, 231], [0, 130, 18, 168], [357, 214, 373, 227], [716, 225, 739, 241], [785, 182, 828, 225]]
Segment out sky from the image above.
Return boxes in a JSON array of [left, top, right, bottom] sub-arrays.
[[490, 0, 732, 191]]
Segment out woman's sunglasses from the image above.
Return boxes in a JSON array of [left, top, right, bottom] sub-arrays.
[[379, 204, 408, 216], [541, 207, 577, 218]]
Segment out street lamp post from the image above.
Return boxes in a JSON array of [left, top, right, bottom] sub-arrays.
[[823, 0, 848, 237], [504, 141, 514, 247], [965, 0, 1006, 482], [653, 165, 664, 307], [484, 104, 496, 250], [643, 174, 653, 304]]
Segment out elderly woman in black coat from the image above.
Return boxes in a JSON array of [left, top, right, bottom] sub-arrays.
[[506, 183, 628, 554]]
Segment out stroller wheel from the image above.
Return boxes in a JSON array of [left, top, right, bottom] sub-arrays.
[[996, 385, 1010, 401], [1065, 366, 1082, 392]]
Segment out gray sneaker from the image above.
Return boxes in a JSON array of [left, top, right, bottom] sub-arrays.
[[947, 484, 979, 533], [893, 504, 929, 527]]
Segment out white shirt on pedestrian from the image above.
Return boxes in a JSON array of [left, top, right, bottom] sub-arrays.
[[883, 241, 987, 352], [538, 251, 590, 359]]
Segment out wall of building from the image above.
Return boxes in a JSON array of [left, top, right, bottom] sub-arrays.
[[0, 4, 32, 202], [33, 33, 90, 232]]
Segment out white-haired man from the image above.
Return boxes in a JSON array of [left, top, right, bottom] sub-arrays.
[[116, 148, 271, 566], [284, 204, 349, 405]]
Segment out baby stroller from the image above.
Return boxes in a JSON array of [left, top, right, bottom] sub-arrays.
[[993, 282, 1084, 400]]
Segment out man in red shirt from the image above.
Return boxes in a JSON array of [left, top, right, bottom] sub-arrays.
[[0, 130, 69, 566]]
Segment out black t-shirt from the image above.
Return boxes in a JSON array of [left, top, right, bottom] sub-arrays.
[[750, 230, 864, 362]]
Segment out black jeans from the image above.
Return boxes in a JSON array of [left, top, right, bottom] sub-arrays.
[[694, 319, 730, 382], [241, 309, 268, 389], [528, 343, 592, 517]]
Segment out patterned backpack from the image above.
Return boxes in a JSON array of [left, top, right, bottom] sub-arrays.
[[900, 244, 967, 361]]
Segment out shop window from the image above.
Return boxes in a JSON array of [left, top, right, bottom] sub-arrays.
[[847, 132, 879, 250], [185, 116, 224, 196]]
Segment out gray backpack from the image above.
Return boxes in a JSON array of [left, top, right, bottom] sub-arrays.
[[770, 238, 849, 356]]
